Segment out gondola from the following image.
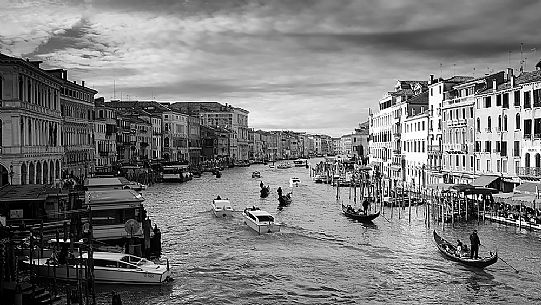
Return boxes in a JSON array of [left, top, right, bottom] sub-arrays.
[[260, 186, 270, 198], [341, 204, 380, 222], [433, 231, 498, 269], [278, 193, 292, 206]]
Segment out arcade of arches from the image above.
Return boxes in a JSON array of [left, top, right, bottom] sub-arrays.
[[0, 159, 61, 187]]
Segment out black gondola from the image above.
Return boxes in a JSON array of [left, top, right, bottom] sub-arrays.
[[341, 204, 380, 222], [260, 186, 270, 198], [433, 231, 498, 269], [278, 193, 292, 206]]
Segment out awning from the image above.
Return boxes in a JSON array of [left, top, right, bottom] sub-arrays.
[[514, 182, 541, 195], [471, 175, 500, 187]]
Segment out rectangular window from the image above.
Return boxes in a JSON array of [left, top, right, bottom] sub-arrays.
[[514, 91, 521, 106], [496, 94, 502, 106], [477, 159, 480, 171], [501, 141, 507, 156], [514, 141, 520, 157], [524, 91, 532, 108], [515, 161, 520, 174], [487, 160, 491, 172], [534, 89, 541, 107], [497, 160, 501, 172], [502, 160, 507, 173], [485, 96, 491, 108], [503, 93, 509, 108], [495, 141, 501, 153]]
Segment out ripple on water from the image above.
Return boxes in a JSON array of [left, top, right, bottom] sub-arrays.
[[96, 160, 541, 305]]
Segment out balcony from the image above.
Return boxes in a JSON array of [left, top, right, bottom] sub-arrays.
[[485, 128, 492, 133], [518, 167, 541, 177], [0, 145, 64, 155], [525, 133, 532, 139], [393, 149, 401, 154], [428, 145, 441, 152], [449, 119, 467, 128], [535, 133, 541, 139]]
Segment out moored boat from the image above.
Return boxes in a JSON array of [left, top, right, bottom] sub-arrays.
[[25, 252, 172, 285], [242, 206, 281, 234], [313, 175, 323, 183], [211, 199, 233, 217], [433, 231, 498, 269], [278, 192, 292, 206], [289, 177, 301, 187], [252, 171, 261, 178], [341, 204, 380, 222]]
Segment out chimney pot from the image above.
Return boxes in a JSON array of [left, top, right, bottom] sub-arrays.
[[430, 74, 434, 84], [492, 79, 497, 92], [82, 81, 85, 87]]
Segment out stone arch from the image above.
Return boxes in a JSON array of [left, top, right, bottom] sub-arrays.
[[29, 161, 35, 184], [43, 161, 49, 184], [36, 161, 42, 184], [21, 162, 27, 185]]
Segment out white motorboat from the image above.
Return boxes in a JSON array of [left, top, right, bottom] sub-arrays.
[[211, 199, 233, 217], [25, 252, 172, 285], [289, 177, 301, 187], [242, 207, 281, 234]]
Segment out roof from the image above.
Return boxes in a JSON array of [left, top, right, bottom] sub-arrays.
[[85, 189, 144, 205], [471, 175, 500, 187], [514, 182, 541, 194], [483, 70, 541, 94], [0, 185, 62, 202], [445, 76, 475, 83], [406, 91, 429, 104], [245, 209, 273, 217], [85, 177, 124, 188]]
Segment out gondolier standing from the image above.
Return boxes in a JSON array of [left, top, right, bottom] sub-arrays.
[[470, 230, 481, 259]]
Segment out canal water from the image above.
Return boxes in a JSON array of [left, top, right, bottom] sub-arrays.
[[95, 159, 541, 304]]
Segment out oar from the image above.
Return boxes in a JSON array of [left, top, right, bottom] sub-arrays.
[[380, 213, 391, 223], [499, 256, 519, 273], [481, 244, 519, 273]]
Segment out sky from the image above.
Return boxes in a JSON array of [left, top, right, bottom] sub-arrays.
[[0, 0, 540, 137]]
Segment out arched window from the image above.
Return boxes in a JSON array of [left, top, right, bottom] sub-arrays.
[[476, 118, 481, 132], [516, 113, 521, 130], [536, 153, 541, 168], [498, 115, 502, 131], [488, 116, 492, 130], [504, 115, 508, 131], [525, 153, 531, 168]]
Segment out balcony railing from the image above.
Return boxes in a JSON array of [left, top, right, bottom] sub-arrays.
[[525, 133, 532, 139], [518, 167, 541, 177], [535, 133, 541, 139], [485, 128, 492, 133]]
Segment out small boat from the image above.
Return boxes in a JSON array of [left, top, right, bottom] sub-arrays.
[[341, 204, 380, 222], [278, 192, 292, 206], [260, 186, 270, 198], [293, 159, 307, 167], [433, 231, 498, 269], [289, 177, 301, 187], [242, 206, 281, 234], [252, 171, 261, 178], [215, 171, 222, 178], [211, 199, 233, 217], [25, 252, 172, 284], [277, 162, 292, 169]]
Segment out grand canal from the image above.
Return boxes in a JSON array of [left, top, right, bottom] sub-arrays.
[[95, 160, 541, 304]]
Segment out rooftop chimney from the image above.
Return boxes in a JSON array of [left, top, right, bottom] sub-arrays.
[[492, 79, 497, 92], [430, 74, 434, 84], [507, 68, 514, 87], [82, 81, 85, 87]]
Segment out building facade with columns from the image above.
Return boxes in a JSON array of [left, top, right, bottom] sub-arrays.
[[47, 69, 97, 181], [0, 54, 64, 186]]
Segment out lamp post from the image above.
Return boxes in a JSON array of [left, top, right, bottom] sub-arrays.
[[9, 164, 14, 185]]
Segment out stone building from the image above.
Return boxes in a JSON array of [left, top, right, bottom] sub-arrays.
[[0, 54, 64, 186], [94, 97, 117, 174], [46, 69, 97, 181]]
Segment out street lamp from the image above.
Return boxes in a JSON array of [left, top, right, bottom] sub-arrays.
[[9, 164, 14, 185]]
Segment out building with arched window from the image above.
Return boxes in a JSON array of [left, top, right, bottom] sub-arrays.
[[0, 54, 64, 186]]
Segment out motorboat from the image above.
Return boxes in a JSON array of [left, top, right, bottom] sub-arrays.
[[211, 199, 233, 217], [242, 206, 281, 234], [289, 177, 301, 187], [25, 252, 172, 285], [277, 162, 292, 169], [278, 192, 292, 206], [252, 171, 261, 178]]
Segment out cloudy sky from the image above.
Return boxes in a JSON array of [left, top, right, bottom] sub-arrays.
[[0, 0, 539, 136]]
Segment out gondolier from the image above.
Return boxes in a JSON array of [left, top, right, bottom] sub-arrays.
[[470, 230, 481, 259]]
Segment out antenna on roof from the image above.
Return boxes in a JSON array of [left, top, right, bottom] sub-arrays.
[[113, 80, 116, 99], [520, 43, 524, 73], [440, 63, 443, 78]]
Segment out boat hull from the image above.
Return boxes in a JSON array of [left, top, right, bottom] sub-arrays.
[[26, 259, 171, 285], [433, 231, 498, 269], [341, 205, 379, 222], [243, 214, 281, 234]]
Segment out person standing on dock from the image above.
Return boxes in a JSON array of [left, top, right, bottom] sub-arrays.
[[260, 181, 264, 189], [469, 230, 481, 259]]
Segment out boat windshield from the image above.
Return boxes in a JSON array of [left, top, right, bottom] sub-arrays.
[[256, 215, 274, 222]]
